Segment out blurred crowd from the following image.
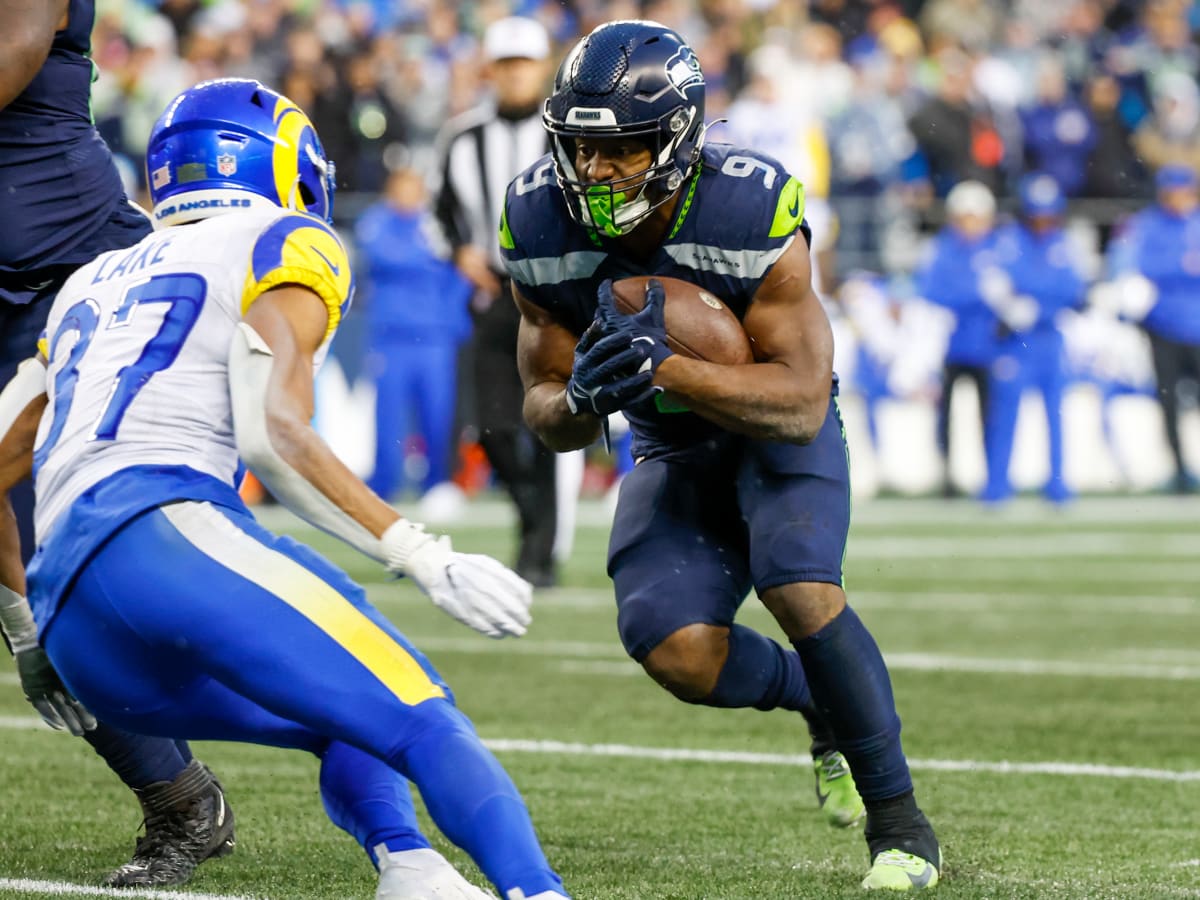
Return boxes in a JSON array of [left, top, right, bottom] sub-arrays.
[[91, 0, 1200, 499], [93, 1, 1200, 210]]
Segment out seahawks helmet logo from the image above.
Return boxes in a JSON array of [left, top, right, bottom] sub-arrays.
[[665, 46, 704, 99]]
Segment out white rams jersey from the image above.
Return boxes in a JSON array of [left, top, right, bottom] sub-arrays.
[[32, 208, 353, 542]]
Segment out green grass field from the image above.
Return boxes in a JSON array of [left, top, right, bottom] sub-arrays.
[[1, 495, 1198, 899]]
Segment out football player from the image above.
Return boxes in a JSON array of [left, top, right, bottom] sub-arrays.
[[502, 21, 940, 891], [0, 78, 567, 900], [0, 0, 235, 885]]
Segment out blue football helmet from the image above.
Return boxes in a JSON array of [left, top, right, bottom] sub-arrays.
[[146, 78, 336, 227], [543, 20, 706, 236]]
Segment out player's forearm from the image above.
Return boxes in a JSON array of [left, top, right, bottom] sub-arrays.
[[0, 494, 26, 598], [0, 363, 46, 493], [263, 416, 400, 539], [229, 322, 400, 560], [0, 0, 67, 109], [654, 356, 832, 444], [524, 382, 602, 452]]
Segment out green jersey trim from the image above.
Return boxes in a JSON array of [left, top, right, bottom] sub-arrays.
[[769, 176, 806, 238]]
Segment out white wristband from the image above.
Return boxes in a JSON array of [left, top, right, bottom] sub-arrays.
[[0, 584, 38, 653], [379, 518, 440, 575]]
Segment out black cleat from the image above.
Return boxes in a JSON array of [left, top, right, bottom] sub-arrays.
[[864, 795, 940, 870], [104, 760, 236, 887]]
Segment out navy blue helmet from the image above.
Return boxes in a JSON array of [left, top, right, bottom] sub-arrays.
[[543, 20, 706, 236]]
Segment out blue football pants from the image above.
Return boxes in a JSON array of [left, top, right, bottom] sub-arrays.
[[44, 500, 563, 895]]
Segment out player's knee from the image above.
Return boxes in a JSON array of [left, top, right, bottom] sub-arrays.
[[641, 624, 729, 702], [379, 696, 475, 763], [760, 581, 846, 639]]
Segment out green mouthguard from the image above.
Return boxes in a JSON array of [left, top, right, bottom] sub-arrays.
[[584, 185, 627, 237]]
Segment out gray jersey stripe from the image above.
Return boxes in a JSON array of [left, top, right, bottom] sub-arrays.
[[506, 250, 607, 287], [664, 236, 793, 280]]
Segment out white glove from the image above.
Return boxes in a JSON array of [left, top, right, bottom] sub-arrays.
[[978, 267, 1014, 306], [1115, 274, 1158, 322], [380, 519, 532, 639], [1000, 294, 1040, 332]]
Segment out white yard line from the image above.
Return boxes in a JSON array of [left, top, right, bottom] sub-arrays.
[[851, 561, 1200, 582], [847, 533, 1200, 558], [530, 587, 1200, 616], [883, 652, 1200, 681], [482, 738, 1200, 783], [3, 716, 1193, 784], [0, 715, 46, 730], [403, 635, 1200, 681], [0, 878, 254, 900], [552, 654, 1200, 682], [252, 494, 1200, 534]]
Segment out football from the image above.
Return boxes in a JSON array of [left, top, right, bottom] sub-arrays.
[[608, 276, 754, 366]]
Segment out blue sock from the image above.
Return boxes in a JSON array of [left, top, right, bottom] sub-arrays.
[[706, 625, 836, 753], [320, 741, 430, 865], [705, 625, 811, 711], [395, 701, 566, 898], [174, 740, 193, 765], [83, 722, 189, 790], [791, 606, 912, 801]]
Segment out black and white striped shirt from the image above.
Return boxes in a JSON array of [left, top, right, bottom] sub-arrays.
[[433, 103, 550, 274]]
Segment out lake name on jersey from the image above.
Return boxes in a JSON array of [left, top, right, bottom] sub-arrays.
[[91, 238, 174, 285]]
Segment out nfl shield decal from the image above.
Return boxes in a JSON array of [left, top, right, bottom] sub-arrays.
[[217, 154, 238, 176]]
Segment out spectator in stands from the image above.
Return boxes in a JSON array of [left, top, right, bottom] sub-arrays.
[[916, 180, 1004, 496], [357, 156, 472, 507], [1132, 69, 1200, 176], [113, 16, 191, 182], [721, 43, 836, 292], [983, 174, 1088, 504], [1107, 164, 1200, 493], [336, 49, 410, 192], [828, 48, 924, 272], [1052, 0, 1113, 91], [908, 47, 1007, 197], [1020, 55, 1096, 197], [1083, 71, 1150, 204], [919, 0, 1002, 52]]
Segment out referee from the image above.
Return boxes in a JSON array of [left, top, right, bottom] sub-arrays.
[[433, 17, 561, 586]]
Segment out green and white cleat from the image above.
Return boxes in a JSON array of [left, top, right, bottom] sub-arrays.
[[813, 750, 866, 827], [861, 849, 940, 891]]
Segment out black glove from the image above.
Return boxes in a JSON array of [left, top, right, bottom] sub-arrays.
[[594, 277, 675, 378], [564, 321, 657, 417]]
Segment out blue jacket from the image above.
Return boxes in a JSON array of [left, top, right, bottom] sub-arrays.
[[916, 228, 1003, 366], [354, 203, 471, 343], [993, 222, 1086, 354], [1107, 205, 1200, 345]]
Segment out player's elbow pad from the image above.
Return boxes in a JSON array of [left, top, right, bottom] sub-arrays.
[[228, 324, 284, 475], [227, 323, 386, 563]]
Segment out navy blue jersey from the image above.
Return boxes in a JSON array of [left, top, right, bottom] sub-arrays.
[[0, 0, 132, 287], [501, 142, 812, 461]]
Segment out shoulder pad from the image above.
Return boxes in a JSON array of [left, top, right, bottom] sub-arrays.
[[241, 212, 354, 340]]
